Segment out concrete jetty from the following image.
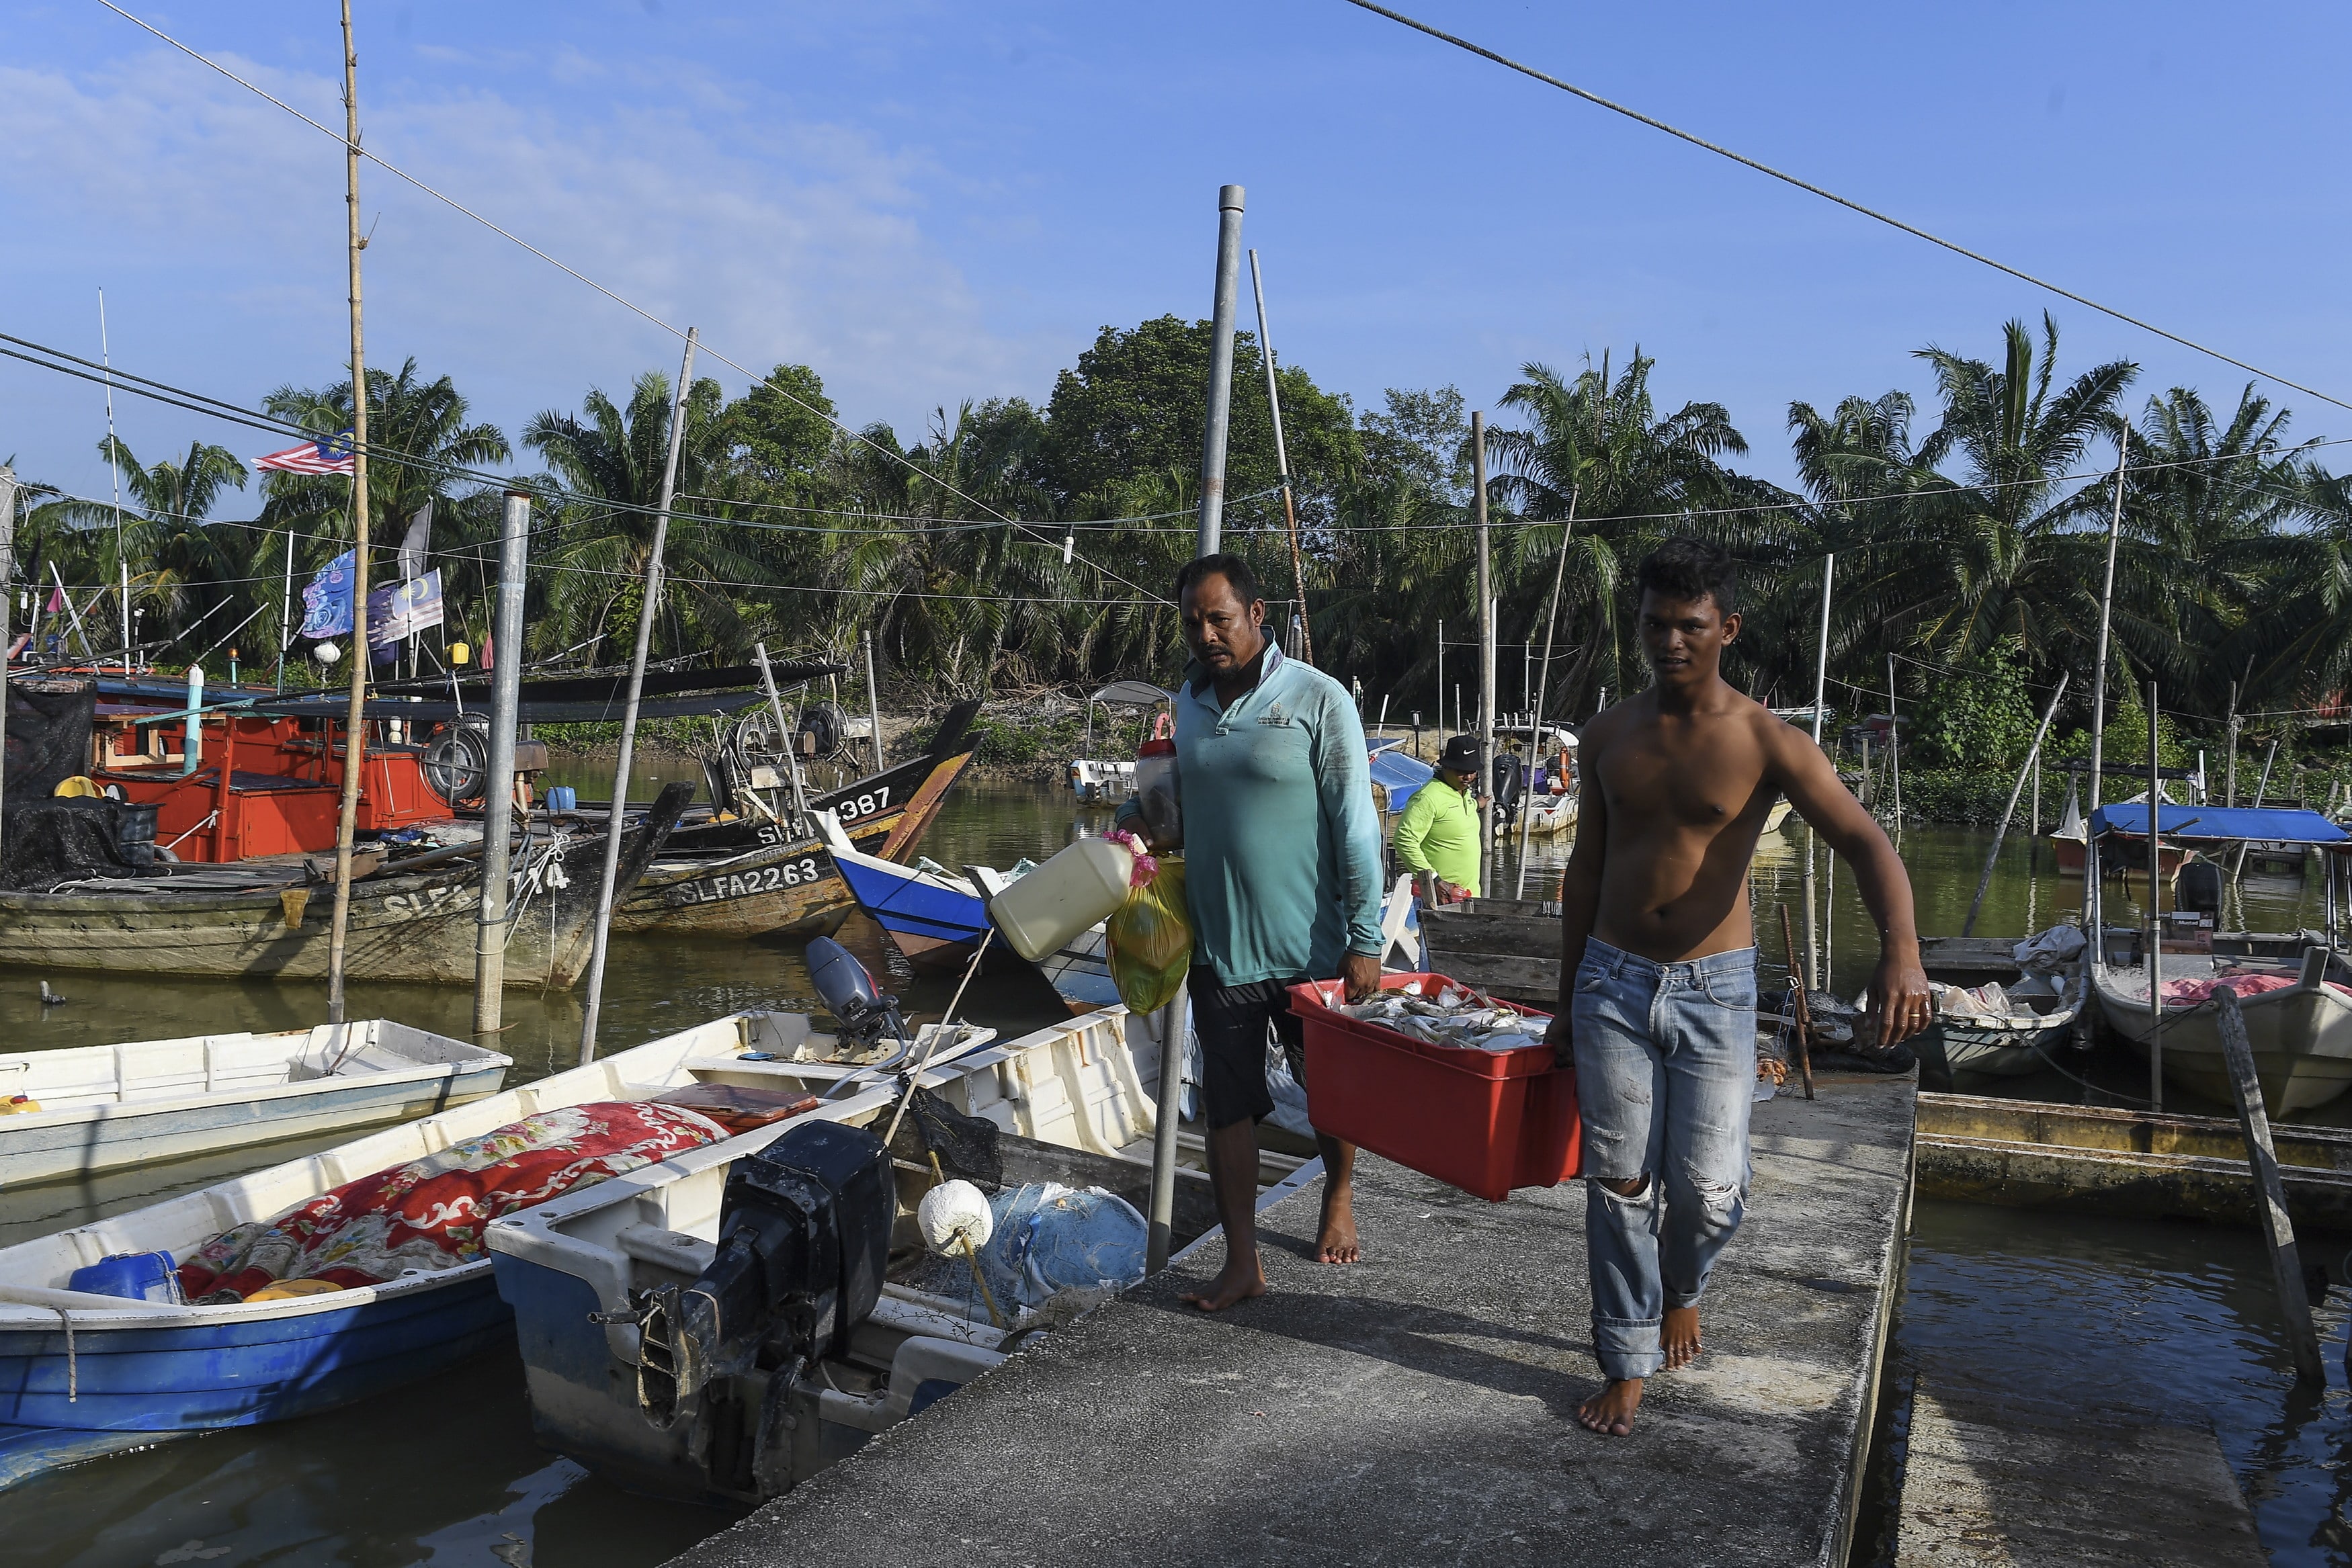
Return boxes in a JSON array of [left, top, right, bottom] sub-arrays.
[[665, 1075, 1915, 1568]]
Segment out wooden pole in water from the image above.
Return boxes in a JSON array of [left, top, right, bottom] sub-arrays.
[[473, 491, 531, 1035], [1885, 654, 1902, 825], [1802, 555, 1834, 989], [1962, 672, 2070, 936], [2147, 679, 2164, 1113], [578, 327, 698, 1066], [1514, 489, 1575, 898], [1776, 903, 1815, 1100], [2214, 983, 2326, 1382], [325, 0, 373, 1027], [1473, 413, 1495, 898], [2225, 683, 2240, 807], [1247, 249, 1312, 667]]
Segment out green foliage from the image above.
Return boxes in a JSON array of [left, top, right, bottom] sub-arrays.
[[21, 308, 2352, 743], [1910, 644, 2039, 769], [2048, 678, 2193, 771], [1888, 769, 2023, 826]]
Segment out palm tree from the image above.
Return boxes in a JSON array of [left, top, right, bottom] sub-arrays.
[[1905, 314, 2137, 677], [74, 436, 251, 655], [1486, 351, 1757, 713], [523, 370, 765, 668]]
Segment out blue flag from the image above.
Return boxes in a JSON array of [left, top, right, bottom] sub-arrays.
[[298, 550, 355, 640]]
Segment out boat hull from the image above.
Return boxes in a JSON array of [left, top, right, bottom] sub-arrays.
[[833, 853, 995, 970], [0, 1270, 510, 1440], [0, 787, 687, 987], [2096, 968, 2352, 1113], [0, 1061, 507, 1187]]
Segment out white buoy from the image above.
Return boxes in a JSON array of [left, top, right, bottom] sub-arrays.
[[918, 1179, 994, 1253]]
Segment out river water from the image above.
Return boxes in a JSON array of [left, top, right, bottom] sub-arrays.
[[1, 781, 2345, 1565]]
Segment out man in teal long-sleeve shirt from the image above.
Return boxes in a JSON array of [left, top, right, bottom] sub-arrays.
[[1119, 554, 1384, 1310]]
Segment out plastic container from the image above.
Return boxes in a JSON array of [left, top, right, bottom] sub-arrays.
[[1290, 974, 1579, 1203], [546, 785, 579, 814], [115, 801, 160, 871], [986, 836, 1138, 962], [1133, 712, 1182, 847], [68, 1250, 184, 1304]]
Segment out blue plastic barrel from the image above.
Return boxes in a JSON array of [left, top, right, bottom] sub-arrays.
[[68, 1251, 183, 1303], [547, 785, 579, 813]]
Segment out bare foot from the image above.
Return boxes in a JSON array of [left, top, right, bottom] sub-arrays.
[[1577, 1378, 1644, 1436], [1663, 1306, 1702, 1370], [1316, 1186, 1361, 1264], [1181, 1258, 1268, 1311]]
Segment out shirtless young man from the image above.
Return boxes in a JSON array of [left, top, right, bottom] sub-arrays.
[[1542, 537, 1932, 1438]]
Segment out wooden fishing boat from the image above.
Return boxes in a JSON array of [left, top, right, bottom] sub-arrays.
[[2094, 941, 2352, 1114], [0, 1021, 510, 1186], [0, 785, 689, 986], [1917, 968, 2081, 1078], [0, 1005, 994, 1491], [486, 1004, 1315, 1504], [612, 709, 981, 941]]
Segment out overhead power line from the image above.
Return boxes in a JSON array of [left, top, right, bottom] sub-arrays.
[[1337, 0, 2352, 417]]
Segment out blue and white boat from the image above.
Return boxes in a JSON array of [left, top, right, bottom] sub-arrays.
[[0, 1008, 989, 1491]]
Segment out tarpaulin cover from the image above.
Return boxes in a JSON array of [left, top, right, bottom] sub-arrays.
[[177, 1100, 728, 1303], [2, 678, 94, 799], [2089, 804, 2348, 844], [0, 797, 156, 889], [1368, 740, 1435, 816]]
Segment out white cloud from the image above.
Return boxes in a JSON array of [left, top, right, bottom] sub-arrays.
[[0, 44, 1042, 496]]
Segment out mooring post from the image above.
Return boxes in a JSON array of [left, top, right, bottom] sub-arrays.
[[0, 467, 13, 846], [578, 327, 698, 1066], [473, 490, 531, 1035], [1149, 183, 1245, 1276], [2214, 983, 2325, 1383], [1963, 673, 2070, 936]]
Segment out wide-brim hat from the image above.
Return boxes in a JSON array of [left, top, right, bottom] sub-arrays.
[[1438, 734, 1482, 773]]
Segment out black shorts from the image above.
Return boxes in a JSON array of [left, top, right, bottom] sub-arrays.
[[1187, 968, 1312, 1131]]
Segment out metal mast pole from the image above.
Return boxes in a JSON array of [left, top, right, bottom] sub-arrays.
[[1194, 185, 1245, 557], [864, 629, 885, 773], [1515, 486, 1579, 898], [1247, 248, 1312, 664], [276, 528, 294, 692], [2147, 679, 2164, 1112], [578, 328, 697, 1065], [473, 490, 531, 1034], [2085, 435, 2128, 955], [1150, 183, 1245, 1276], [325, 0, 374, 1025], [0, 468, 13, 842], [100, 290, 128, 670], [1801, 554, 1833, 990], [1473, 412, 1495, 897]]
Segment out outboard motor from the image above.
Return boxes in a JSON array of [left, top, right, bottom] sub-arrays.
[[804, 936, 905, 1053], [636, 1119, 896, 1450], [2175, 858, 2224, 923]]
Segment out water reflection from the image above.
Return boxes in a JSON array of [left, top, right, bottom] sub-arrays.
[[1900, 1199, 2352, 1567]]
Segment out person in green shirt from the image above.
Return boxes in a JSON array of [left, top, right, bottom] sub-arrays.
[[1394, 734, 1484, 902]]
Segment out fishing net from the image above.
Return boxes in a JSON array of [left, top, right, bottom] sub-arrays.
[[888, 1085, 1004, 1188], [3, 678, 95, 799], [974, 1183, 1148, 1311], [0, 797, 157, 889]]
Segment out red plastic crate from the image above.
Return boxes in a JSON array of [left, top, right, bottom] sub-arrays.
[[1289, 973, 1581, 1203]]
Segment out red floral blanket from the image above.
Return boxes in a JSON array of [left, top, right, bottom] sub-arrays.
[[179, 1100, 728, 1303]]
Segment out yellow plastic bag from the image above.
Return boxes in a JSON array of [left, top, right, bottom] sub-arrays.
[[1107, 857, 1191, 1014]]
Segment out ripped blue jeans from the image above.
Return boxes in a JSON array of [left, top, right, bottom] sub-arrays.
[[1571, 937, 1757, 1382]]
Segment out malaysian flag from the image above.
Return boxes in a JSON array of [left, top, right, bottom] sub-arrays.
[[255, 430, 358, 475]]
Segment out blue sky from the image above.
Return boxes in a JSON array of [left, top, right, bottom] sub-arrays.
[[4, 1, 2348, 509]]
